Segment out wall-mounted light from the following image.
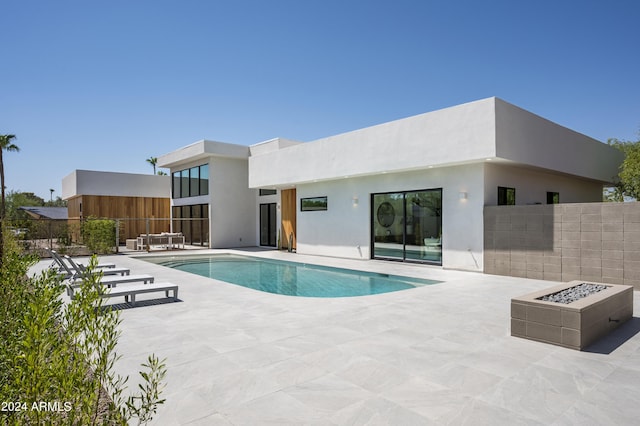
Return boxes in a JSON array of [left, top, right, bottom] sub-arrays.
[[352, 196, 359, 206], [459, 191, 468, 200]]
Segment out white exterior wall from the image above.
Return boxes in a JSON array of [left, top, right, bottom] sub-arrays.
[[249, 98, 497, 188], [166, 156, 257, 248], [155, 97, 622, 272], [494, 98, 623, 182], [209, 157, 257, 247], [159, 141, 257, 248], [484, 163, 604, 205], [62, 170, 170, 199], [295, 164, 485, 271]]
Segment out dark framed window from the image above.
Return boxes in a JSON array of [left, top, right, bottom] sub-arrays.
[[498, 187, 516, 205], [172, 172, 180, 198], [172, 164, 209, 199], [199, 164, 209, 195], [301, 196, 328, 211], [371, 188, 442, 265], [259, 189, 277, 196], [189, 166, 199, 196], [547, 192, 559, 204], [260, 203, 277, 246], [172, 203, 209, 246], [180, 170, 190, 198]]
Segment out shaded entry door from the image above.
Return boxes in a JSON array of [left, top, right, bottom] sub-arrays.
[[260, 203, 277, 247]]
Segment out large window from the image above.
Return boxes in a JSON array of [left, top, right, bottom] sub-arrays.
[[172, 204, 209, 246], [172, 164, 209, 199], [498, 186, 516, 205], [371, 189, 442, 265]]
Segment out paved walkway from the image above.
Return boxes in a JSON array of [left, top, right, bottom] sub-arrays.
[[32, 250, 640, 425]]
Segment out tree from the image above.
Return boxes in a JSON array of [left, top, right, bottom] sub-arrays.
[[0, 134, 20, 267], [608, 137, 640, 201], [45, 196, 67, 208], [5, 191, 45, 221], [146, 157, 157, 175]]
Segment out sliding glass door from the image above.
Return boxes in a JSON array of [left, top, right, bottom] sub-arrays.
[[371, 189, 442, 264], [259, 203, 277, 247]]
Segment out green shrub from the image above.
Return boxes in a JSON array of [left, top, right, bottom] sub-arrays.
[[0, 234, 167, 425], [82, 218, 116, 254]]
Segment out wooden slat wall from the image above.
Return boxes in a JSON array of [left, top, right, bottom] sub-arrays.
[[67, 196, 81, 219], [280, 189, 296, 250], [67, 195, 170, 241]]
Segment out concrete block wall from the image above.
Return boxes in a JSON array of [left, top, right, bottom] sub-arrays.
[[484, 202, 640, 290]]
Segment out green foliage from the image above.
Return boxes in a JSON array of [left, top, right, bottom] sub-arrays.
[[45, 196, 68, 208], [146, 157, 157, 175], [5, 191, 46, 221], [0, 234, 39, 394], [608, 137, 640, 201], [82, 218, 116, 254], [0, 236, 167, 425]]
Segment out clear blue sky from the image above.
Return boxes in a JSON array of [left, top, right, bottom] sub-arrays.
[[2, 0, 639, 200]]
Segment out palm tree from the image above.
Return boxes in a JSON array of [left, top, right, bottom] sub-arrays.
[[0, 134, 20, 266], [146, 157, 158, 175]]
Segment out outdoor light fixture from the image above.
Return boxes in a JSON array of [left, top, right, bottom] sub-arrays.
[[459, 191, 468, 200], [353, 196, 359, 206]]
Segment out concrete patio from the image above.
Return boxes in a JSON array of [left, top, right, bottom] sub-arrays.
[[31, 250, 640, 425]]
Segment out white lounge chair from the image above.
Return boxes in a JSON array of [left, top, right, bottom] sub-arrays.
[[48, 249, 120, 279], [47, 248, 116, 270], [67, 282, 179, 307], [63, 255, 130, 278]]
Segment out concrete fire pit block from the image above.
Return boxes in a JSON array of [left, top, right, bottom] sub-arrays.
[[511, 280, 633, 350]]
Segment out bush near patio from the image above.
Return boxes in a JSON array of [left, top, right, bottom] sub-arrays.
[[0, 229, 167, 425], [82, 217, 117, 255]]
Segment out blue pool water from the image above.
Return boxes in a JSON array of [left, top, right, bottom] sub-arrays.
[[141, 254, 441, 297]]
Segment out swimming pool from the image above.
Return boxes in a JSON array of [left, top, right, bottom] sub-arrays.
[[141, 254, 441, 297]]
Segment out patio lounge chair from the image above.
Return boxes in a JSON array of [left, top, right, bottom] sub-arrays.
[[47, 248, 117, 269], [66, 281, 179, 307], [47, 249, 118, 278], [67, 273, 155, 296], [63, 255, 130, 278], [67, 270, 154, 286]]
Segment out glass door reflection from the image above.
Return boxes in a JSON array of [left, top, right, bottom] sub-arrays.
[[372, 193, 404, 259], [371, 189, 442, 264]]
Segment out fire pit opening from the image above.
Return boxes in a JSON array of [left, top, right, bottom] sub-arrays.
[[536, 283, 608, 304]]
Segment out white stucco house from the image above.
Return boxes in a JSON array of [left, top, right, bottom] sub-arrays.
[[157, 97, 623, 272]]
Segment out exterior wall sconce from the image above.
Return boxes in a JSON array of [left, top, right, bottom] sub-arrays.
[[353, 196, 359, 206], [459, 192, 468, 200]]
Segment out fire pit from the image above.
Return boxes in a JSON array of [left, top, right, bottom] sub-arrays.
[[511, 281, 633, 350]]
